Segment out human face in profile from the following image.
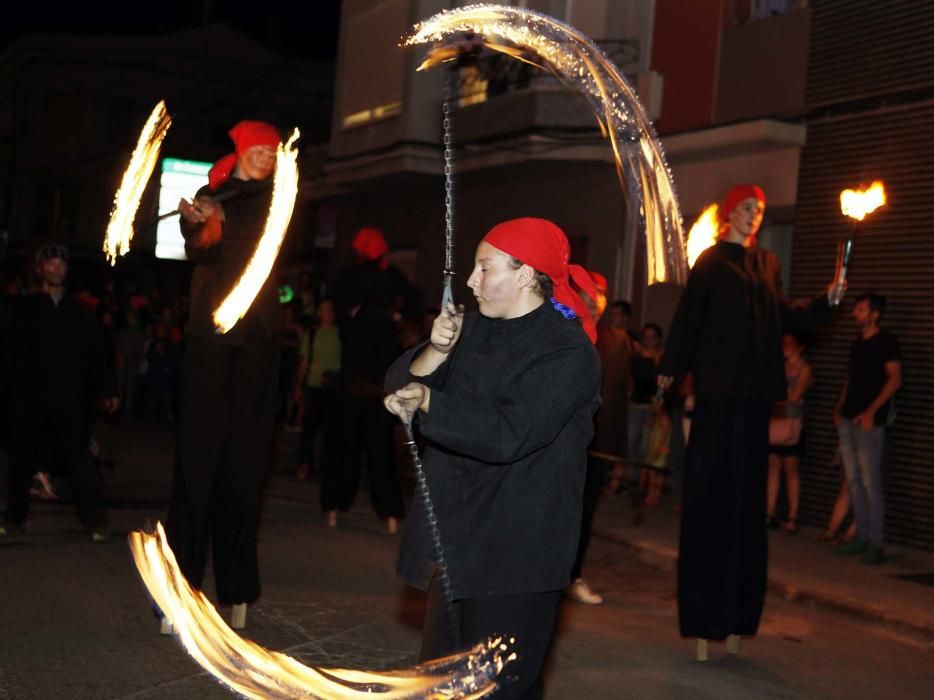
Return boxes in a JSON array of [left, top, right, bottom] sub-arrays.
[[237, 145, 277, 181]]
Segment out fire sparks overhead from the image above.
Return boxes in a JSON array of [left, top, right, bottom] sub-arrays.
[[686, 204, 720, 268], [840, 180, 887, 221], [212, 129, 300, 334], [103, 101, 172, 265], [406, 4, 687, 286], [129, 522, 513, 700]]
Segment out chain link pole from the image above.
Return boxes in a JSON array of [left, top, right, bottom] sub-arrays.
[[441, 66, 456, 309]]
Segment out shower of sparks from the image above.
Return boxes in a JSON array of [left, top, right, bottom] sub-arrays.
[[103, 100, 172, 265], [129, 522, 514, 700], [406, 4, 688, 285], [212, 129, 300, 334], [686, 203, 720, 268]]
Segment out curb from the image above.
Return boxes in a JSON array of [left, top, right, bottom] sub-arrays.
[[592, 527, 934, 647]]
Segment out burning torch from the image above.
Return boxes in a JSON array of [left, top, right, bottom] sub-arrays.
[[836, 180, 887, 300]]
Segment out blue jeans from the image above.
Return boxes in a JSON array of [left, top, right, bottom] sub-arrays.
[[837, 419, 886, 547]]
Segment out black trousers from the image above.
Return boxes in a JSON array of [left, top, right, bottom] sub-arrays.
[[570, 455, 605, 581], [4, 410, 106, 530], [420, 579, 562, 700], [321, 386, 403, 517], [165, 334, 279, 605], [678, 398, 770, 640]]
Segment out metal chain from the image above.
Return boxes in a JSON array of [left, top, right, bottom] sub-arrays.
[[402, 415, 457, 634], [441, 67, 456, 308]]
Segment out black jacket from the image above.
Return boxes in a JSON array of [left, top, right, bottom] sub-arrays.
[[181, 177, 281, 346], [3, 293, 114, 420], [385, 302, 601, 598], [660, 241, 831, 401]]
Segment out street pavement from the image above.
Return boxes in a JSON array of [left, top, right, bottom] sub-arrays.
[[0, 418, 932, 699]]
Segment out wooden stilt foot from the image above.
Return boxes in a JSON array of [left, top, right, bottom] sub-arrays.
[[726, 634, 741, 655], [231, 603, 247, 630]]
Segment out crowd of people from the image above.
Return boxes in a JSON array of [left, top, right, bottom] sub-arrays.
[[0, 118, 904, 697]]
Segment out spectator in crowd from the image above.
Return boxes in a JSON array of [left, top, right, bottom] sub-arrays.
[[1, 243, 118, 540], [630, 323, 666, 506], [833, 293, 902, 565], [767, 331, 812, 534], [568, 270, 627, 606], [295, 299, 341, 484]]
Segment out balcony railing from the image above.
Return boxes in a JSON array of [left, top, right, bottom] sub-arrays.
[[453, 39, 640, 108]]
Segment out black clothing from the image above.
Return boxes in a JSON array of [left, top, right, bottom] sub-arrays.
[[630, 354, 658, 404], [328, 307, 405, 517], [660, 242, 831, 401], [420, 579, 561, 700], [166, 334, 279, 605], [385, 302, 601, 599], [570, 456, 605, 581], [679, 399, 770, 639], [166, 175, 281, 604], [841, 330, 901, 425], [182, 178, 278, 346], [332, 260, 422, 321], [3, 293, 113, 529], [659, 241, 832, 640]]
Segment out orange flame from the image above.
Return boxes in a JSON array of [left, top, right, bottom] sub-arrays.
[[103, 100, 172, 265], [212, 129, 300, 334], [840, 181, 886, 221], [686, 204, 720, 268], [129, 523, 514, 699]]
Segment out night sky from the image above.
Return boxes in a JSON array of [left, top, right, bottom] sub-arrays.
[[0, 0, 341, 61]]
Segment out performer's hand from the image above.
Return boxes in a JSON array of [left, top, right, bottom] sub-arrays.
[[384, 383, 430, 421], [430, 302, 465, 355], [657, 375, 674, 392], [178, 198, 202, 223], [827, 280, 847, 306]]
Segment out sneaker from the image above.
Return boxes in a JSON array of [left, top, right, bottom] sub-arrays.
[[567, 578, 604, 605], [861, 544, 884, 566], [834, 538, 869, 556]]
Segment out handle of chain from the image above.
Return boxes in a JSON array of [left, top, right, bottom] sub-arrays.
[[400, 411, 456, 631]]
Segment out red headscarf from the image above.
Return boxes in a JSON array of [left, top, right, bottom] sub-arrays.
[[483, 218, 598, 343], [208, 120, 282, 191], [720, 184, 766, 224], [352, 227, 389, 269]]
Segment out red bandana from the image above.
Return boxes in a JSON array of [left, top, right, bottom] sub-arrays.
[[207, 120, 282, 191], [720, 184, 766, 224], [352, 227, 390, 269], [483, 218, 598, 343]]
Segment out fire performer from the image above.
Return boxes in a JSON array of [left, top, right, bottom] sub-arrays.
[[658, 185, 843, 660], [384, 218, 601, 699], [164, 120, 282, 630]]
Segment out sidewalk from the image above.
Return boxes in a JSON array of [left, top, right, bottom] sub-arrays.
[[590, 488, 934, 646]]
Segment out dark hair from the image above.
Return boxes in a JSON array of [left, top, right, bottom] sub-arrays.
[[783, 329, 810, 349], [856, 293, 887, 320], [507, 256, 554, 299], [642, 322, 663, 339], [610, 300, 632, 317]]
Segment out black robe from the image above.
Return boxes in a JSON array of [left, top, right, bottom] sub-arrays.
[[660, 241, 831, 640], [166, 176, 281, 605], [385, 302, 601, 599]]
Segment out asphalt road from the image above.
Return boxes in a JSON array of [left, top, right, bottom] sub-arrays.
[[0, 420, 931, 699]]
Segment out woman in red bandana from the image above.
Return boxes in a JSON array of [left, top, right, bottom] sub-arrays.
[[164, 121, 282, 631], [658, 185, 843, 659], [384, 218, 601, 699]]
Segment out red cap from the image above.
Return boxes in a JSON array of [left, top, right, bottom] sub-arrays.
[[352, 227, 390, 267], [208, 120, 281, 190], [587, 270, 608, 295], [720, 184, 766, 223], [483, 218, 598, 343]]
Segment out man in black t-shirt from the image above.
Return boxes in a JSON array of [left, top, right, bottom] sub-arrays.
[[833, 293, 902, 565]]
